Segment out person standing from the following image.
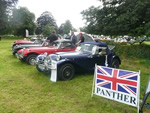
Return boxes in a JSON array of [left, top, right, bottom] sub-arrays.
[[47, 31, 58, 43], [70, 32, 77, 45], [76, 32, 84, 45]]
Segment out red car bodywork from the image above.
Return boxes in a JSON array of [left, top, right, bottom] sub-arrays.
[[12, 40, 34, 47], [18, 46, 76, 57], [16, 39, 76, 64]]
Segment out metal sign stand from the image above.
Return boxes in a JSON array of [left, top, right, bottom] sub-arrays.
[[140, 77, 150, 113]]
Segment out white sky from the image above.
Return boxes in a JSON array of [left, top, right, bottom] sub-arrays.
[[17, 0, 102, 29]]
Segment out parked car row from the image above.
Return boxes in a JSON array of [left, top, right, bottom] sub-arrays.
[[12, 38, 121, 81]]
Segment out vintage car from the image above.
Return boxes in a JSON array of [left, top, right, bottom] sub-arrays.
[[12, 41, 49, 55], [35, 41, 121, 81], [12, 40, 34, 47], [12, 37, 46, 47], [16, 39, 76, 65]]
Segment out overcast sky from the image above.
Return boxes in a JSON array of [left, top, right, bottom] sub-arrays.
[[17, 0, 102, 29]]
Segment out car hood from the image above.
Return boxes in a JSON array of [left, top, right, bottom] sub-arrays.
[[54, 51, 92, 59], [15, 40, 33, 44], [15, 44, 42, 48]]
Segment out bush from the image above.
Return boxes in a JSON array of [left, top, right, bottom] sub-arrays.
[[115, 44, 150, 59]]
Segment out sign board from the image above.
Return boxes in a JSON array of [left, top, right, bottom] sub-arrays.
[[92, 65, 140, 108], [50, 61, 57, 82]]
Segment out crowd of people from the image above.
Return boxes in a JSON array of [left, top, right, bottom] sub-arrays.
[[47, 31, 85, 46]]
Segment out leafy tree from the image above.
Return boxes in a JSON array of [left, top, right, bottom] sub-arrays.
[[36, 11, 58, 34], [58, 23, 64, 34], [42, 24, 55, 37], [11, 7, 36, 36], [0, 0, 18, 34], [81, 0, 150, 37], [63, 20, 73, 34], [81, 6, 100, 34]]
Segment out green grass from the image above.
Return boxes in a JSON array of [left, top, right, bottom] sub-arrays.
[[0, 38, 150, 113]]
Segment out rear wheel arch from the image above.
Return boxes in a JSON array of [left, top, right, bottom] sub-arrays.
[[112, 56, 121, 64], [26, 53, 39, 65], [111, 58, 120, 68]]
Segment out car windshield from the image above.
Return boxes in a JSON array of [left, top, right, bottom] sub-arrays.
[[50, 41, 60, 48], [41, 41, 60, 48], [76, 43, 97, 53], [41, 41, 49, 46]]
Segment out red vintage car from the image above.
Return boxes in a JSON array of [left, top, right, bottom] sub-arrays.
[[16, 39, 76, 65], [12, 40, 34, 47]]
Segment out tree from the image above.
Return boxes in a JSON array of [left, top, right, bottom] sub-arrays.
[[58, 23, 64, 34], [58, 20, 76, 35], [42, 24, 55, 37], [63, 20, 73, 34], [11, 7, 36, 36], [36, 11, 58, 34], [81, 6, 100, 34], [0, 0, 18, 34], [81, 0, 150, 37]]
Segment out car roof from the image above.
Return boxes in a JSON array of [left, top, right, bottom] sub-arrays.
[[83, 41, 107, 47]]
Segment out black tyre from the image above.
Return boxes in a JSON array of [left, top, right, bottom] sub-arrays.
[[26, 54, 37, 65], [111, 59, 120, 68], [12, 52, 16, 55], [59, 63, 75, 80], [36, 65, 42, 72]]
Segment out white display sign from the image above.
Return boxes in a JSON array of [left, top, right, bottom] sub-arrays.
[[92, 65, 140, 108]]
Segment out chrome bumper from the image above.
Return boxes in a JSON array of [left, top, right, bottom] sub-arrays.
[[15, 53, 24, 59]]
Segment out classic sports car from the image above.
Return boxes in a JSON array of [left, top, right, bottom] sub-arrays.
[[35, 41, 121, 81], [16, 39, 76, 65], [12, 41, 49, 55], [12, 38, 45, 47], [12, 40, 34, 47]]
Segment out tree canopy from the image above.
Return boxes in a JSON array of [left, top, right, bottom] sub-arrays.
[[36, 11, 58, 35], [0, 0, 18, 34], [42, 24, 55, 37], [81, 0, 150, 37], [11, 7, 36, 36], [58, 20, 75, 35]]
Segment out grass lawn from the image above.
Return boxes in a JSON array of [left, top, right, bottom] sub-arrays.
[[0, 38, 150, 113]]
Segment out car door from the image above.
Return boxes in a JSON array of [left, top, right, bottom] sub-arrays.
[[78, 46, 106, 70], [83, 54, 105, 70]]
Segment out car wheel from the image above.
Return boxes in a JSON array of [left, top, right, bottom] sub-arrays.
[[59, 64, 75, 80], [112, 59, 119, 68], [26, 54, 37, 65], [36, 65, 42, 72], [12, 52, 16, 55]]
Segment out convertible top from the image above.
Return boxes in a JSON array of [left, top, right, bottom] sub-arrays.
[[83, 41, 108, 47]]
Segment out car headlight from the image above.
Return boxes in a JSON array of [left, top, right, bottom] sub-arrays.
[[56, 55, 60, 61], [27, 48, 30, 52], [44, 56, 51, 65], [22, 48, 25, 55], [43, 52, 48, 57]]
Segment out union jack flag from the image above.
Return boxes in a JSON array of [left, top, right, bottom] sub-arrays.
[[96, 66, 139, 96]]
